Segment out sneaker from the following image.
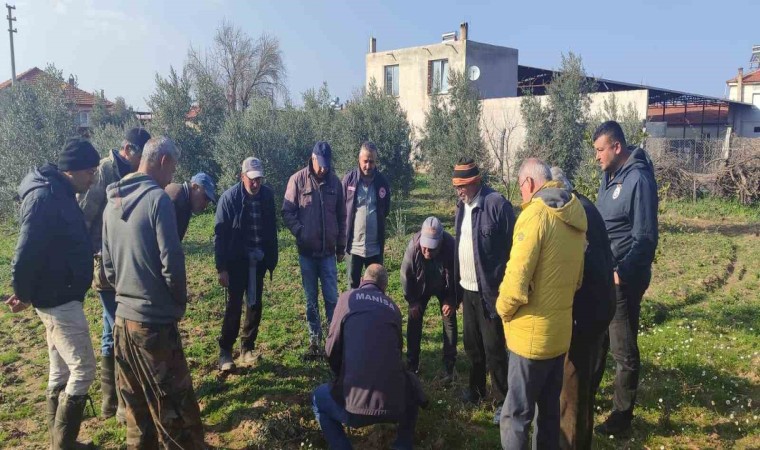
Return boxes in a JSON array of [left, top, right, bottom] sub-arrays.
[[240, 350, 259, 366], [493, 405, 502, 425], [219, 350, 236, 372], [595, 411, 632, 437]]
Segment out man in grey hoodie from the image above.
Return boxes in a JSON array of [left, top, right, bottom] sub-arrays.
[[102, 136, 205, 449]]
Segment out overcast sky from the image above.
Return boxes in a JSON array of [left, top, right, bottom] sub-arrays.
[[1, 0, 757, 110]]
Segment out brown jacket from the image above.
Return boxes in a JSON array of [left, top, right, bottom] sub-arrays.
[[282, 164, 346, 258]]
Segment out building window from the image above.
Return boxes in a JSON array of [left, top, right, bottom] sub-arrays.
[[428, 59, 449, 94], [753, 93, 760, 108], [384, 65, 399, 97], [754, 126, 760, 133], [78, 111, 90, 127]]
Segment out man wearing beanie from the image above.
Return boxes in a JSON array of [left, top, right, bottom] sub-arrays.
[[78, 127, 150, 421], [283, 141, 347, 359], [7, 137, 100, 449], [452, 157, 515, 425]]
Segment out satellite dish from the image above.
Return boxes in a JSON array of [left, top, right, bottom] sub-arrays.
[[468, 65, 480, 81]]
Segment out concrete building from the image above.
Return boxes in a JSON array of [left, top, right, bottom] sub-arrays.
[[365, 25, 758, 153], [725, 45, 760, 138]]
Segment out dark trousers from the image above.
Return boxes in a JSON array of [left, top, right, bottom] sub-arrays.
[[462, 289, 509, 400], [406, 293, 457, 372], [559, 331, 606, 450], [607, 283, 647, 419], [114, 318, 204, 450], [346, 253, 383, 289], [218, 259, 266, 353], [500, 352, 565, 450]]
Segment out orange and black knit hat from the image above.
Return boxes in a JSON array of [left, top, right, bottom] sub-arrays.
[[452, 157, 482, 187]]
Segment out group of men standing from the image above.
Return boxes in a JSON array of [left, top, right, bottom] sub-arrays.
[[7, 118, 658, 450]]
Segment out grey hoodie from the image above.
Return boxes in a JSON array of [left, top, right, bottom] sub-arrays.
[[102, 173, 187, 324]]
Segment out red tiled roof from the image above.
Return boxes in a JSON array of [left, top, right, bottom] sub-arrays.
[[186, 104, 200, 120], [726, 69, 760, 84], [0, 66, 114, 108], [646, 104, 728, 125]]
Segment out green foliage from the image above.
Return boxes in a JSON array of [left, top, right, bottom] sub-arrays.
[[214, 98, 311, 199], [520, 52, 594, 178], [587, 93, 647, 147], [147, 66, 221, 182], [90, 95, 136, 130], [0, 64, 77, 219], [419, 70, 487, 198], [333, 79, 415, 198]]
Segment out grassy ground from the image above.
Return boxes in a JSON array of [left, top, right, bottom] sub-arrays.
[[0, 177, 758, 449]]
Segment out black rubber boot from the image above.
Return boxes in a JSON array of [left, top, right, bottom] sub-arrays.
[[46, 385, 65, 450], [100, 355, 117, 418], [53, 392, 90, 450]]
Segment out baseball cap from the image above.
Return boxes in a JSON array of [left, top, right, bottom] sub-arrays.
[[420, 216, 443, 249], [191, 172, 217, 203], [125, 128, 151, 153], [312, 141, 332, 170], [242, 157, 264, 179]]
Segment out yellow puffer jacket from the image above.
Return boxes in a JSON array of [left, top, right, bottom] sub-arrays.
[[496, 182, 587, 360]]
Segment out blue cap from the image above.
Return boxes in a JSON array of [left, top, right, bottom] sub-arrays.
[[312, 141, 332, 170], [191, 172, 217, 203]]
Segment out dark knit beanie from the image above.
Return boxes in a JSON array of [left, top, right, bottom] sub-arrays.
[[452, 157, 482, 186], [57, 138, 100, 171], [125, 127, 151, 153]]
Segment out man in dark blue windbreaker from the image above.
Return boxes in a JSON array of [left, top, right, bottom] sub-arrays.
[[592, 120, 658, 437]]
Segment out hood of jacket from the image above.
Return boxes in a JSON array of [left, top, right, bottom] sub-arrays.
[[106, 173, 161, 221], [608, 146, 654, 184], [529, 181, 588, 234], [18, 163, 74, 200]]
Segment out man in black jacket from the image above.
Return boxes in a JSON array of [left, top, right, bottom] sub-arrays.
[[165, 172, 217, 241], [551, 167, 616, 449], [214, 157, 278, 371], [593, 121, 659, 436], [342, 141, 391, 289], [313, 264, 422, 450], [453, 157, 515, 425], [7, 138, 100, 449], [400, 216, 457, 382]]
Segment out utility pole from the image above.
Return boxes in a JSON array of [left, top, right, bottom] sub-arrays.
[[6, 3, 17, 85]]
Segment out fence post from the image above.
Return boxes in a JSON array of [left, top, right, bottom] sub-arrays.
[[692, 146, 697, 203]]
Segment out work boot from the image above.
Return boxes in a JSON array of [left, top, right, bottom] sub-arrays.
[[595, 411, 633, 437], [219, 349, 236, 372], [303, 338, 322, 360], [100, 355, 117, 418], [53, 392, 91, 449], [441, 362, 455, 386], [240, 349, 259, 366], [46, 385, 65, 450]]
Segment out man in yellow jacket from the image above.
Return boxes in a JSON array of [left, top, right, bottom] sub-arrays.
[[496, 158, 587, 450]]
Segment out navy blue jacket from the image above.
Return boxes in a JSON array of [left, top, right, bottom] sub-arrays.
[[596, 147, 659, 286], [454, 185, 515, 317], [214, 182, 279, 275], [12, 164, 93, 309], [574, 192, 616, 336], [342, 168, 391, 255]]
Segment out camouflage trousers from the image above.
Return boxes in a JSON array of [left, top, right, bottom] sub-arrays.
[[114, 317, 205, 449]]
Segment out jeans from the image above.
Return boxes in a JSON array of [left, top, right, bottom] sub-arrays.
[[462, 289, 509, 400], [346, 253, 383, 290], [406, 294, 457, 372], [99, 290, 117, 357], [559, 331, 606, 450], [312, 383, 417, 450], [299, 254, 339, 340], [501, 352, 565, 450], [36, 300, 97, 396], [218, 259, 266, 353], [607, 282, 647, 419]]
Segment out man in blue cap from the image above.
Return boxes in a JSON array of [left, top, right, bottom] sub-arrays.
[[283, 142, 347, 359], [165, 172, 217, 241]]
